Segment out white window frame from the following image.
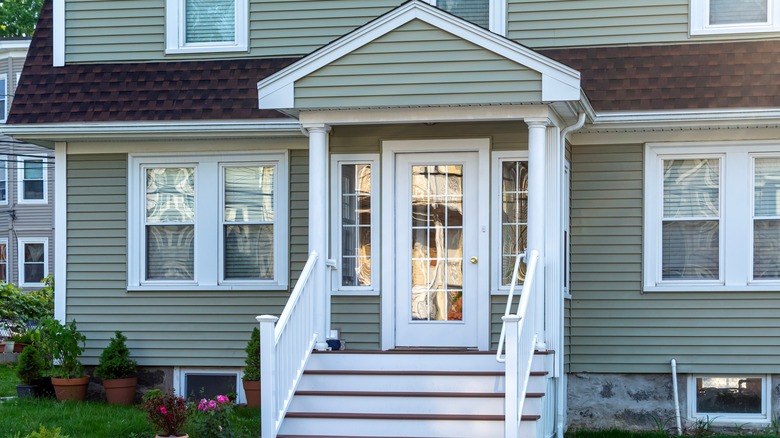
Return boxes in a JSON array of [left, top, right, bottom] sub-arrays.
[[329, 154, 380, 296], [0, 155, 8, 205], [424, 0, 506, 35], [174, 367, 245, 404], [691, 0, 780, 35], [491, 150, 528, 295], [688, 374, 771, 424], [17, 155, 48, 204], [644, 141, 780, 292], [0, 238, 9, 283], [0, 73, 7, 122], [128, 152, 288, 291], [165, 0, 248, 54], [18, 237, 48, 288]]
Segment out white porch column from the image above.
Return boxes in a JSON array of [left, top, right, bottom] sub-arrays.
[[526, 119, 547, 345], [305, 124, 331, 351]]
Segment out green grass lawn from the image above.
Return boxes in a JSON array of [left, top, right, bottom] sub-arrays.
[[566, 429, 779, 438], [0, 362, 18, 397]]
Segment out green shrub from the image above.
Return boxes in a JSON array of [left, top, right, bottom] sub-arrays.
[[0, 277, 54, 337], [16, 343, 44, 385], [24, 426, 69, 438], [242, 327, 260, 381], [40, 318, 86, 379], [94, 331, 136, 380]]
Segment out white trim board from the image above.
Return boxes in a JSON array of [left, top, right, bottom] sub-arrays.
[[257, 0, 580, 110]]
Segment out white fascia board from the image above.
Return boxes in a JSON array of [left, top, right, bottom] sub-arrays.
[[257, 0, 580, 110], [591, 108, 780, 129], [0, 40, 30, 52], [2, 119, 303, 140]]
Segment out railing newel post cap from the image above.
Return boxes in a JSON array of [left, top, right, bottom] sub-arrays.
[[256, 315, 280, 323], [502, 315, 521, 323]]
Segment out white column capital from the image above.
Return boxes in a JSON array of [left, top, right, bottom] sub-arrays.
[[302, 123, 332, 135], [525, 118, 550, 128]]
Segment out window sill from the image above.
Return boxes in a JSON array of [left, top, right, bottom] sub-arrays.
[[690, 25, 780, 36], [644, 284, 780, 293], [18, 199, 47, 205], [165, 44, 248, 55], [331, 289, 380, 297], [127, 283, 288, 292]]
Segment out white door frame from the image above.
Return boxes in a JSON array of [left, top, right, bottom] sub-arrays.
[[381, 138, 491, 350]]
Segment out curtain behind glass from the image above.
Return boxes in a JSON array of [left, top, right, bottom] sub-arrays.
[[662, 159, 720, 280], [438, 0, 489, 28], [223, 166, 275, 280], [753, 158, 780, 279], [710, 0, 767, 24], [145, 168, 195, 280], [186, 0, 235, 43], [24, 243, 45, 283]]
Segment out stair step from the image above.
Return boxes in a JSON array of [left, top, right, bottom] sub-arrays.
[[309, 350, 547, 372], [297, 371, 506, 393]]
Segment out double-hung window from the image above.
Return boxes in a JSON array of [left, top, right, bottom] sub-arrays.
[[691, 0, 780, 35], [0, 74, 6, 122], [18, 156, 47, 204], [0, 156, 7, 204], [645, 142, 780, 291], [165, 0, 248, 53], [129, 153, 288, 290], [330, 155, 379, 294], [492, 151, 529, 292], [0, 238, 8, 283], [18, 237, 47, 287]]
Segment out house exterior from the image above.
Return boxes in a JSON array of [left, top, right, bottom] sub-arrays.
[[6, 0, 780, 435], [0, 38, 55, 291]]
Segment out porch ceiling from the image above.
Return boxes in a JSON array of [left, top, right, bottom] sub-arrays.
[[257, 0, 582, 115]]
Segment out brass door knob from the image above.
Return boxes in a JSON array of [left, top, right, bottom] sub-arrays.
[[470, 257, 478, 264]]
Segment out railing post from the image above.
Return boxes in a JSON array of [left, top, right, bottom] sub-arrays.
[[503, 314, 520, 438], [257, 315, 279, 438]]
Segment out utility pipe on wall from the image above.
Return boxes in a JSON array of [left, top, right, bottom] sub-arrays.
[[671, 359, 682, 436], [555, 112, 586, 438]]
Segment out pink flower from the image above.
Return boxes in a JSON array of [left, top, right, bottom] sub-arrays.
[[159, 407, 167, 415], [217, 395, 229, 403], [208, 400, 217, 410]]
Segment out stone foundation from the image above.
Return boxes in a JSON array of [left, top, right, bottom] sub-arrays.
[[568, 373, 780, 432], [85, 366, 174, 403]]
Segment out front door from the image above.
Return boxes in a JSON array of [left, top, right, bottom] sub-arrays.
[[394, 152, 480, 348]]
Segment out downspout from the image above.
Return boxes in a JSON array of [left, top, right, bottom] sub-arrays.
[[671, 359, 683, 436], [556, 112, 585, 438]]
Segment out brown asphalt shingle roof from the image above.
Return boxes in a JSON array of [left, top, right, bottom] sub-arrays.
[[7, 0, 780, 125]]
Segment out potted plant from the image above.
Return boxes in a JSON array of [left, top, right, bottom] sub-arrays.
[[42, 318, 89, 401], [242, 327, 260, 407], [11, 330, 35, 353], [16, 342, 44, 398], [95, 331, 138, 405], [142, 389, 189, 438]]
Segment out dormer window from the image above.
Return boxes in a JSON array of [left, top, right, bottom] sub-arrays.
[[691, 0, 780, 35], [426, 0, 505, 35], [165, 0, 248, 53]]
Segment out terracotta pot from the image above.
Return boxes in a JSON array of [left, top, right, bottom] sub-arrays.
[[103, 376, 137, 405], [51, 376, 90, 401], [243, 379, 260, 407], [13, 342, 28, 353]]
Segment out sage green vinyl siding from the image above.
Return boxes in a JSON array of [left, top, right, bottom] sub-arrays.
[[507, 0, 691, 48], [570, 143, 780, 374], [67, 152, 306, 367], [295, 20, 542, 109], [331, 296, 381, 350], [65, 0, 400, 63]]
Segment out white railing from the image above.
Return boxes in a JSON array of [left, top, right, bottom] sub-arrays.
[[257, 251, 319, 438], [497, 249, 540, 438]]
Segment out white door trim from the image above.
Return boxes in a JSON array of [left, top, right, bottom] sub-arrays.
[[381, 138, 491, 351]]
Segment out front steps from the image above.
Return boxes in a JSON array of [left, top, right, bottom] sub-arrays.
[[276, 350, 550, 438]]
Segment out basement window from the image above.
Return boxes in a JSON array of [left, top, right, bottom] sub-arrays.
[[175, 368, 243, 403], [689, 375, 770, 423]]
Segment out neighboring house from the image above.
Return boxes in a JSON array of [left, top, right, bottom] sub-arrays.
[[0, 39, 54, 290], [5, 0, 780, 436]]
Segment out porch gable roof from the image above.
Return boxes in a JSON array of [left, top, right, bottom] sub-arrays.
[[257, 0, 581, 112]]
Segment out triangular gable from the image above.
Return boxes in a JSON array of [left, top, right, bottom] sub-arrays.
[[257, 0, 580, 111]]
